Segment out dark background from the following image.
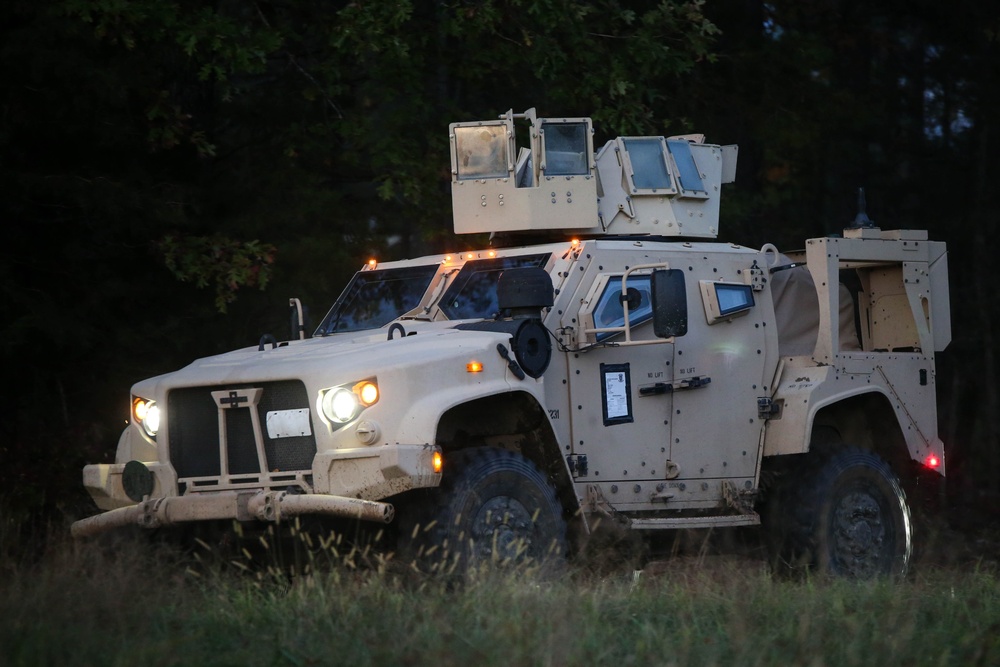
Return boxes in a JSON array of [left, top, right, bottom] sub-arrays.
[[2, 0, 998, 534]]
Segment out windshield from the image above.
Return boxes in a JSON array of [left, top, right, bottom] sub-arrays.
[[315, 265, 439, 335], [439, 254, 550, 320]]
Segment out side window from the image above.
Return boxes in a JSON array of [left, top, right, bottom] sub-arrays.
[[453, 125, 509, 180], [622, 137, 674, 192], [594, 275, 653, 340], [699, 280, 754, 324], [440, 254, 551, 320], [666, 139, 708, 196], [541, 121, 589, 176]]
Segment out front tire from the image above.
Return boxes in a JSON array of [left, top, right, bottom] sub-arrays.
[[396, 447, 567, 575], [766, 447, 912, 578]]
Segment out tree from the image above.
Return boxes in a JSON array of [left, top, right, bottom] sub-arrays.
[[0, 0, 721, 523]]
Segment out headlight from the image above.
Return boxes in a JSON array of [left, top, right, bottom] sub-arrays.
[[132, 397, 160, 438], [323, 388, 359, 423], [320, 379, 378, 425]]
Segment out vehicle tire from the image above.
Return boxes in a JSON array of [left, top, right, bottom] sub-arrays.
[[765, 447, 912, 578], [396, 447, 567, 575]]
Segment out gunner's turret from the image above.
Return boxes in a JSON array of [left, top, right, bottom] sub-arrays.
[[449, 108, 737, 239]]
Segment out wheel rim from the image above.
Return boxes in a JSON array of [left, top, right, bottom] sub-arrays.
[[831, 488, 890, 577], [470, 495, 536, 563]]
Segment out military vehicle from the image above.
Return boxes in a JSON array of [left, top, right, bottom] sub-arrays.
[[73, 109, 950, 577]]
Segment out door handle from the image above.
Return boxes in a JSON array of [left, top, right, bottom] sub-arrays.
[[639, 382, 672, 396], [675, 376, 711, 390], [638, 376, 711, 397]]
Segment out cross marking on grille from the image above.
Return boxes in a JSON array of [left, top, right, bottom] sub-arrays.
[[220, 390, 249, 408]]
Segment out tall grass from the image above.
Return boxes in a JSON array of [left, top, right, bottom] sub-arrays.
[[1, 519, 998, 667]]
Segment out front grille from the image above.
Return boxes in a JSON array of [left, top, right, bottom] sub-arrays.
[[167, 380, 317, 481]]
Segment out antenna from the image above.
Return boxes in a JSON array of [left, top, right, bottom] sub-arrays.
[[850, 187, 875, 229]]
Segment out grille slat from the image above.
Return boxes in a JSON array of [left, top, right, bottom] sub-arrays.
[[168, 381, 317, 482]]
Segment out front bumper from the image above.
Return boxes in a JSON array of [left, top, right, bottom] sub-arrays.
[[71, 490, 394, 538], [76, 443, 441, 538]]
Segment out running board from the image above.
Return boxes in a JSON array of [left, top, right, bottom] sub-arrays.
[[627, 513, 760, 530]]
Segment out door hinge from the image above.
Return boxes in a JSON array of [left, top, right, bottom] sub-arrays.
[[746, 261, 767, 292], [757, 397, 781, 420], [567, 454, 588, 478]]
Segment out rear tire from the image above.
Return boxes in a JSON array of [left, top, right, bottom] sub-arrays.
[[765, 447, 912, 578], [396, 447, 567, 575]]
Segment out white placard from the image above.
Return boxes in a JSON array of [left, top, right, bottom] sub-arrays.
[[605, 371, 630, 419], [266, 409, 312, 439]]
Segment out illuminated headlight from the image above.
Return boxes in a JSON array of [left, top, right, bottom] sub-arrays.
[[132, 397, 160, 439], [320, 379, 379, 425], [323, 388, 359, 423]]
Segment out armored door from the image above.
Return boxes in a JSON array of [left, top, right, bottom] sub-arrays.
[[566, 271, 677, 511]]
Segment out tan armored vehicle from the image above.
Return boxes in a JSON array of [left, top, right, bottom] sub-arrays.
[[74, 109, 951, 577]]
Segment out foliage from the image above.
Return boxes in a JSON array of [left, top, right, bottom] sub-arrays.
[[0, 527, 998, 666], [160, 235, 276, 312]]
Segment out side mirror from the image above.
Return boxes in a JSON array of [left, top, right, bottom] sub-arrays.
[[651, 269, 688, 338]]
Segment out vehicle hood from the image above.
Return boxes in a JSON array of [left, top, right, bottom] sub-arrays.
[[131, 320, 506, 395]]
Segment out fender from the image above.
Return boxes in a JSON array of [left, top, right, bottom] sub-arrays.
[[764, 363, 936, 464], [395, 373, 548, 445]]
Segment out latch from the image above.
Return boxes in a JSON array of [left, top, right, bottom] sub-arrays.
[[757, 397, 781, 420], [650, 482, 675, 502], [495, 343, 525, 380]]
